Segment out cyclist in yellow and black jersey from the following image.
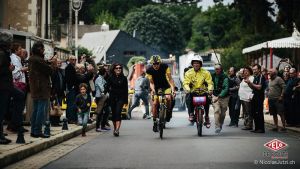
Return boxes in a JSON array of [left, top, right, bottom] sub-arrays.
[[183, 54, 213, 127], [146, 55, 176, 132]]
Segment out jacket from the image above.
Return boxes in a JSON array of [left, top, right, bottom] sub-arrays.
[[0, 50, 13, 90], [29, 54, 53, 99], [183, 68, 213, 94], [212, 72, 229, 97]]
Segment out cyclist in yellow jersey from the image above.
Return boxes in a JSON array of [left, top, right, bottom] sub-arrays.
[[183, 54, 213, 126], [146, 55, 176, 132]]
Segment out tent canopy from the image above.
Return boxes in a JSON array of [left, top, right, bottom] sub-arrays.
[[242, 26, 300, 54]]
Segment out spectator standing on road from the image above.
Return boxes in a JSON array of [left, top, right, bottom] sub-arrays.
[[284, 68, 300, 126], [267, 68, 286, 132], [211, 64, 229, 133], [75, 83, 91, 137], [127, 72, 151, 120], [227, 67, 240, 127], [238, 67, 254, 131], [29, 41, 53, 138], [65, 55, 77, 124], [50, 58, 65, 126], [248, 64, 266, 133], [106, 63, 128, 137], [8, 43, 27, 133], [95, 67, 109, 132], [0, 31, 14, 144]]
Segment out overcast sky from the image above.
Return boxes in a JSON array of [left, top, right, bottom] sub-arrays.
[[197, 0, 234, 11]]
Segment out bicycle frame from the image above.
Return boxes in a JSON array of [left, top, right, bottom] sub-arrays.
[[156, 89, 169, 139], [192, 94, 207, 136]]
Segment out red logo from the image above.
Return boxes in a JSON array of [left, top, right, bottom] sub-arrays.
[[264, 139, 288, 152]]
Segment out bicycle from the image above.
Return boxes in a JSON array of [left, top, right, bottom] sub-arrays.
[[191, 88, 211, 136], [155, 88, 168, 139]]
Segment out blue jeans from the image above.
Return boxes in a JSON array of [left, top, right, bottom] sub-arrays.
[[66, 89, 77, 122], [77, 112, 89, 127], [128, 92, 149, 116], [31, 99, 49, 135]]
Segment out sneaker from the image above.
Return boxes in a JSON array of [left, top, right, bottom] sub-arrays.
[[215, 128, 221, 134], [143, 114, 147, 119], [113, 130, 119, 137], [101, 127, 111, 131], [153, 122, 158, 132], [96, 128, 102, 132]]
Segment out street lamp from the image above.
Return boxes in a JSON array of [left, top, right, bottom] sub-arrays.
[[203, 32, 220, 63], [72, 0, 83, 62]]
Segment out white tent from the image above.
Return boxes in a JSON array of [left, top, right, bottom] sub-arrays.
[[242, 24, 300, 70], [243, 27, 300, 54]]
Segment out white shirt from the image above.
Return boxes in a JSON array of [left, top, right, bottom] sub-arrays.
[[238, 76, 254, 102], [10, 53, 26, 83]]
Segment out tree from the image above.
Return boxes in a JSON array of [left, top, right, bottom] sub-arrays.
[[127, 56, 146, 68], [121, 5, 185, 55], [72, 46, 93, 60], [166, 4, 202, 45], [94, 10, 120, 29], [275, 0, 300, 33], [189, 4, 240, 51]]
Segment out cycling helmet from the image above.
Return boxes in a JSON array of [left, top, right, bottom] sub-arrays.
[[190, 53, 203, 65], [150, 55, 162, 64]]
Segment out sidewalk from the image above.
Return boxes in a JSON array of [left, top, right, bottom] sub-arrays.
[[264, 114, 300, 133], [0, 122, 96, 168]]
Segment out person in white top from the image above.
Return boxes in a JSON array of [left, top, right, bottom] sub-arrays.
[[238, 66, 254, 130], [10, 44, 28, 84], [7, 43, 27, 133]]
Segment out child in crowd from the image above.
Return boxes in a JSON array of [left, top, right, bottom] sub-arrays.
[[75, 83, 91, 136]]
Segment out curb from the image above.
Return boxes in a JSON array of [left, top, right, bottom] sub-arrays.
[[0, 123, 96, 168], [265, 122, 300, 133]]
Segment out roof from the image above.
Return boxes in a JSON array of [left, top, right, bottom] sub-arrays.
[[79, 30, 120, 63], [242, 26, 300, 54]]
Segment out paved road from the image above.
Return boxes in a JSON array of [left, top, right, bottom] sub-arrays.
[[43, 110, 300, 169]]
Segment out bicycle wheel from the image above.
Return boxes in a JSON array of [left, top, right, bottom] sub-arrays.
[[159, 105, 165, 139], [197, 109, 203, 136]]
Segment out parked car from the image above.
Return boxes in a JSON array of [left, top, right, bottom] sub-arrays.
[[172, 75, 186, 111]]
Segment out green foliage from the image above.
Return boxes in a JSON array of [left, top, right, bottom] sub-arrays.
[[89, 0, 152, 24], [166, 4, 202, 45], [275, 0, 300, 33], [94, 10, 120, 29], [127, 56, 146, 68], [72, 46, 93, 60], [189, 4, 240, 51], [121, 5, 185, 55]]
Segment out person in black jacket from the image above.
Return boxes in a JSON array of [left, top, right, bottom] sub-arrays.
[[106, 63, 128, 137], [0, 31, 14, 144], [50, 58, 65, 126], [65, 56, 77, 123]]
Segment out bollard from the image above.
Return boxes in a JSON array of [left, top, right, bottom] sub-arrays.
[[62, 118, 69, 130], [44, 121, 51, 136], [16, 128, 25, 144]]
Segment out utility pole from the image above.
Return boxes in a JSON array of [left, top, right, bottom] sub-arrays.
[[67, 0, 73, 49]]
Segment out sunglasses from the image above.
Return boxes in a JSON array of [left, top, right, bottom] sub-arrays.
[[115, 67, 122, 70]]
